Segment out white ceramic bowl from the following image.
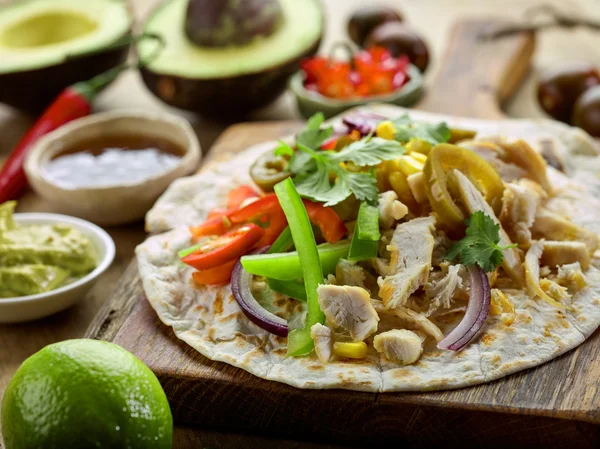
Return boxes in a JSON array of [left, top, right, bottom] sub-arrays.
[[0, 213, 115, 323], [24, 109, 201, 226]]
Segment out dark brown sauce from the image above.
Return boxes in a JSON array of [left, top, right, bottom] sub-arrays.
[[44, 133, 185, 189]]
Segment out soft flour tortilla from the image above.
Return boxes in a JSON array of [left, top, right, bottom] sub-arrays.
[[136, 104, 600, 392]]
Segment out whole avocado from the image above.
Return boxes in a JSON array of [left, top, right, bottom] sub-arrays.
[[537, 64, 600, 123], [347, 5, 403, 46], [185, 0, 284, 47], [365, 22, 429, 73], [572, 85, 600, 137]]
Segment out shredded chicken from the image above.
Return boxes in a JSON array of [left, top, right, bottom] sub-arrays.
[[431, 231, 452, 266], [454, 170, 525, 286], [317, 284, 379, 342], [423, 264, 463, 316], [460, 140, 528, 182], [407, 172, 428, 204], [541, 241, 590, 269], [499, 179, 546, 247], [539, 278, 571, 302], [378, 216, 436, 309], [489, 289, 516, 326], [556, 262, 587, 291], [310, 323, 333, 363], [525, 240, 568, 309], [532, 209, 599, 255], [335, 259, 367, 289], [373, 301, 444, 342], [378, 191, 408, 229], [373, 329, 424, 365], [488, 138, 552, 192]]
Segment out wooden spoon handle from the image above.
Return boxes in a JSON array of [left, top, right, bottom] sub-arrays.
[[417, 19, 536, 120]]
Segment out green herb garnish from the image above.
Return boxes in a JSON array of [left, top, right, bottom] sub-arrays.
[[446, 211, 517, 272], [277, 114, 405, 206], [391, 114, 451, 145]]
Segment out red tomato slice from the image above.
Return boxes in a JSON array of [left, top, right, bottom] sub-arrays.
[[229, 193, 280, 224], [182, 223, 265, 270], [227, 185, 260, 210], [192, 259, 237, 286], [303, 200, 347, 243]]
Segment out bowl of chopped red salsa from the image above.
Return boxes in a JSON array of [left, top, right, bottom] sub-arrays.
[[290, 45, 423, 118]]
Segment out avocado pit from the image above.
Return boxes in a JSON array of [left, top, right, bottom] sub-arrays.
[[185, 0, 283, 47]]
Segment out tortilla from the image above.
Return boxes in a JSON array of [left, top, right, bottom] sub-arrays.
[[136, 104, 600, 392]]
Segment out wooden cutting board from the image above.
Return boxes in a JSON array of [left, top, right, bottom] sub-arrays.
[[86, 20, 600, 448]]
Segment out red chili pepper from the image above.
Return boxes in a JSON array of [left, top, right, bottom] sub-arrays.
[[0, 64, 130, 203]]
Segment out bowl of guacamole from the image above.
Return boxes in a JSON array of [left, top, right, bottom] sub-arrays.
[[0, 201, 115, 323]]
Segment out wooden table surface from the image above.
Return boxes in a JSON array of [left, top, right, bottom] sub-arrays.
[[1, 0, 599, 447]]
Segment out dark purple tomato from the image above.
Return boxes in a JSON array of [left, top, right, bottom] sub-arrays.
[[347, 5, 403, 46], [537, 64, 600, 123], [572, 85, 600, 137], [365, 22, 429, 73]]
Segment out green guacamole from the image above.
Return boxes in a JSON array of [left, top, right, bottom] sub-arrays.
[[0, 202, 97, 298]]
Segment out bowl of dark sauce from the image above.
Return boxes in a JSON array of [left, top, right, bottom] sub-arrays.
[[25, 110, 201, 225]]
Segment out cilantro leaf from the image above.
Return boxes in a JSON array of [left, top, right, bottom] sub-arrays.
[[446, 211, 516, 272], [296, 112, 333, 149], [391, 114, 451, 145], [329, 137, 405, 166]]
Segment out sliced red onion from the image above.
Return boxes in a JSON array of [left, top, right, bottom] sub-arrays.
[[231, 247, 288, 337], [437, 264, 491, 351], [342, 112, 387, 136]]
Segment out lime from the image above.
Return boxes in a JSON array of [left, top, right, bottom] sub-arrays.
[[1, 339, 172, 449]]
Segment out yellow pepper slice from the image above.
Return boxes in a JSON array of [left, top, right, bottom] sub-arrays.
[[423, 143, 504, 230], [333, 341, 368, 359], [389, 171, 417, 209], [405, 138, 431, 155]]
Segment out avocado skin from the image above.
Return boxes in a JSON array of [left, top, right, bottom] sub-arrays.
[[0, 35, 129, 114], [139, 37, 321, 118]]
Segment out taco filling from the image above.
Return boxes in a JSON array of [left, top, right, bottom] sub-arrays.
[[137, 107, 600, 391]]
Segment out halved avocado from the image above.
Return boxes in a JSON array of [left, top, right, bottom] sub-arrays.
[[0, 0, 132, 113], [137, 0, 323, 117]]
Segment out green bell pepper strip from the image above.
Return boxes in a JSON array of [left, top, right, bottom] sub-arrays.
[[348, 202, 380, 261], [267, 278, 307, 302], [268, 226, 294, 254], [273, 178, 324, 356], [240, 241, 350, 280]]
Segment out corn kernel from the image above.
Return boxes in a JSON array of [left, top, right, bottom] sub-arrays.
[[405, 138, 432, 155], [409, 151, 428, 164], [333, 341, 368, 359], [376, 121, 396, 140], [396, 155, 424, 177]]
